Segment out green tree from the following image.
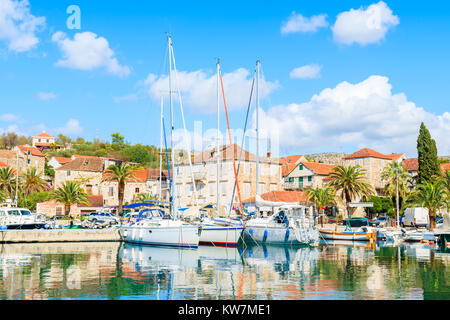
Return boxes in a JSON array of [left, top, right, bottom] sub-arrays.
[[121, 145, 151, 165], [102, 163, 136, 215], [22, 168, 48, 195], [45, 163, 55, 178], [111, 133, 125, 150], [408, 181, 448, 231], [381, 161, 411, 216], [306, 185, 336, 226], [327, 165, 374, 219], [417, 123, 441, 184], [438, 170, 450, 211], [51, 182, 89, 217], [0, 167, 16, 198], [57, 134, 72, 148]]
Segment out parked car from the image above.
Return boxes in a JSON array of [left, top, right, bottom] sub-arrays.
[[402, 208, 429, 228], [88, 212, 120, 224], [370, 216, 389, 227]]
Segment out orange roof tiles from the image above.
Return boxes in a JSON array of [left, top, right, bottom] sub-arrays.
[[344, 148, 393, 160], [0, 161, 8, 167], [441, 163, 450, 174], [34, 132, 54, 138], [57, 157, 104, 172], [282, 163, 297, 177], [280, 155, 304, 165], [17, 146, 44, 157], [301, 162, 337, 176], [385, 153, 405, 161], [402, 158, 418, 172], [54, 157, 72, 164]]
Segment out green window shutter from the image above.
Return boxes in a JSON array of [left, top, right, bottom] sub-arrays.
[[299, 177, 304, 182], [308, 176, 312, 182], [299, 165, 304, 170]]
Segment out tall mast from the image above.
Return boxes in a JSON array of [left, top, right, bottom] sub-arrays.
[[217, 60, 221, 217], [256, 60, 260, 199], [168, 35, 176, 217], [160, 95, 163, 201]]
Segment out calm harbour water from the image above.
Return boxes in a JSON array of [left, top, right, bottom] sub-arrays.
[[0, 241, 448, 300]]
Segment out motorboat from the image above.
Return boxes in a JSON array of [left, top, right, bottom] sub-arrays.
[[0, 206, 47, 230], [318, 219, 377, 242], [120, 208, 200, 249]]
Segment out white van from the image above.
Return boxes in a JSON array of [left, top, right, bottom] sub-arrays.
[[402, 208, 429, 228]]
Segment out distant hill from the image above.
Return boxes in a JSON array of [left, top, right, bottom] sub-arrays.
[[306, 152, 347, 165]]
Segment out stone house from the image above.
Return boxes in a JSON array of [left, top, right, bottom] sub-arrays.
[[32, 131, 58, 149], [0, 150, 21, 172], [100, 169, 170, 207], [14, 146, 46, 174], [343, 148, 407, 195], [55, 157, 104, 195], [72, 155, 122, 168], [36, 195, 104, 217], [282, 161, 337, 191], [280, 155, 306, 166], [48, 156, 72, 169], [174, 144, 282, 208]]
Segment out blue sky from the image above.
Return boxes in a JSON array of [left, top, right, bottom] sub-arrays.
[[1, 0, 449, 157]]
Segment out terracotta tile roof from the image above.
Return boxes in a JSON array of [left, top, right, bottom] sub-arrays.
[[280, 155, 304, 165], [0, 161, 8, 167], [282, 163, 297, 177], [302, 161, 337, 176], [385, 153, 405, 161], [17, 146, 44, 157], [78, 195, 104, 208], [53, 157, 72, 165], [131, 169, 149, 182], [73, 154, 100, 159], [402, 158, 418, 172], [0, 150, 17, 159], [343, 148, 393, 160], [56, 157, 104, 172], [243, 191, 312, 205], [34, 132, 54, 138], [441, 163, 450, 174]]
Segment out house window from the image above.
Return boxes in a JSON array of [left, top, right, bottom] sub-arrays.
[[208, 183, 215, 196], [109, 187, 114, 197], [299, 177, 304, 183], [135, 188, 140, 194], [244, 162, 250, 175], [289, 177, 294, 183], [308, 176, 312, 183], [27, 159, 30, 165], [299, 164, 304, 170], [67, 171, 71, 176], [55, 207, 63, 216], [244, 183, 251, 196], [221, 182, 227, 195]]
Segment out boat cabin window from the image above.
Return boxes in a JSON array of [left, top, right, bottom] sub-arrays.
[[20, 210, 31, 216], [7, 210, 21, 216]]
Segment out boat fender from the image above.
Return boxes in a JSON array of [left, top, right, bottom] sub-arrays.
[[285, 229, 290, 242], [249, 249, 253, 258], [249, 229, 253, 236], [263, 230, 268, 242]]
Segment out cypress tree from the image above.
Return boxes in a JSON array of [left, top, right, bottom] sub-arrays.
[[417, 122, 441, 184]]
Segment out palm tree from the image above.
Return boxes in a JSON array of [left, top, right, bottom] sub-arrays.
[[22, 168, 48, 195], [408, 181, 447, 231], [306, 185, 336, 226], [0, 189, 5, 203], [102, 163, 136, 216], [437, 169, 450, 212], [0, 167, 16, 198], [327, 165, 374, 219], [381, 161, 411, 216], [51, 181, 89, 217], [135, 193, 157, 203]]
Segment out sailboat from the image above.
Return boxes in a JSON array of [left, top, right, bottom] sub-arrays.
[[119, 35, 200, 249], [242, 61, 319, 246]]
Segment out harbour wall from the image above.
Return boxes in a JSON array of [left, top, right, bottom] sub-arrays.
[[0, 229, 123, 243]]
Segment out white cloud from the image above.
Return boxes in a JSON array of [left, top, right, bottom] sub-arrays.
[[290, 64, 322, 79], [281, 12, 328, 34], [144, 68, 279, 114], [332, 1, 399, 46], [257, 75, 450, 157], [52, 31, 131, 78], [55, 119, 83, 136], [0, 0, 46, 52], [36, 92, 57, 101], [0, 113, 20, 122]]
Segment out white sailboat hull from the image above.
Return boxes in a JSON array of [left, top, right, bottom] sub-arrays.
[[120, 221, 200, 249], [199, 224, 243, 247]]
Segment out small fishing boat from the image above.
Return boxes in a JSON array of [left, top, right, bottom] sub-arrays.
[[120, 208, 200, 249], [402, 229, 436, 243], [319, 219, 377, 242]]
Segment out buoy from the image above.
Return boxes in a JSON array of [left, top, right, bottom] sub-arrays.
[[263, 230, 268, 242]]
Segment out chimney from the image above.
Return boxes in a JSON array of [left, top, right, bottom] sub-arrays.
[[267, 152, 272, 159]]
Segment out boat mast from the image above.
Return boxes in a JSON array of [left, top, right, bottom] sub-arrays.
[[217, 59, 221, 217], [256, 60, 260, 206], [168, 35, 176, 217], [160, 95, 164, 201]]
